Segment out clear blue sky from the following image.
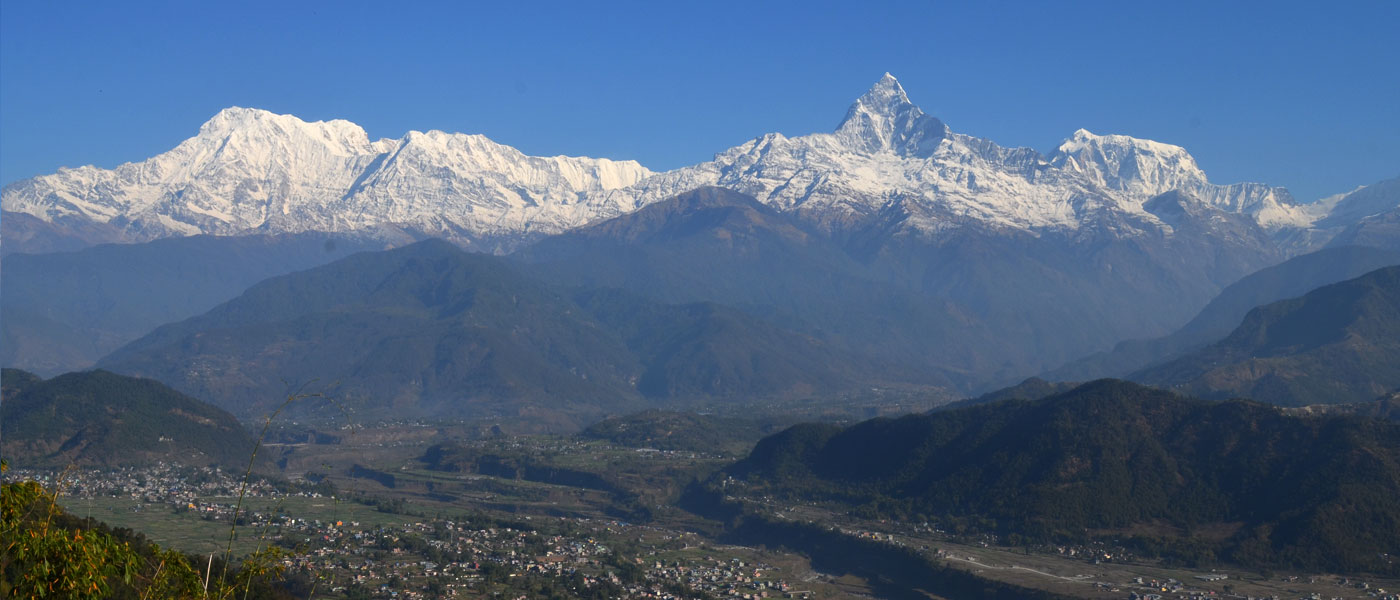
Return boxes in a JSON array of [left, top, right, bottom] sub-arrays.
[[2, 1, 1396, 201]]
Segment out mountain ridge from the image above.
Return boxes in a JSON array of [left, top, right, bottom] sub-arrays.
[[2, 106, 652, 252], [1134, 264, 1400, 405], [726, 379, 1400, 574], [1, 231, 389, 376], [594, 74, 1318, 243], [1, 368, 256, 469], [1045, 245, 1400, 381], [95, 236, 932, 422], [6, 74, 1374, 257], [8, 75, 1398, 393]]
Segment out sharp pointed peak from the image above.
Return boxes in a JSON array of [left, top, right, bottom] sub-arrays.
[[835, 74, 947, 156], [854, 72, 911, 107]]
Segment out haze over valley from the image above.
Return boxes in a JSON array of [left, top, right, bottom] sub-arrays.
[[3, 4, 1399, 599]]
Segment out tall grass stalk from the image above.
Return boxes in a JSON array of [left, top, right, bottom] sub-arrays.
[[214, 381, 346, 599]]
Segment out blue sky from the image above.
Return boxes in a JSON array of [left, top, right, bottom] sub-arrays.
[[1, 1, 1396, 201]]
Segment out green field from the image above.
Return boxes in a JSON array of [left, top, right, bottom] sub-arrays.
[[61, 495, 426, 556]]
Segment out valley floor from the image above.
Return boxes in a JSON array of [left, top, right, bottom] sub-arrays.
[[9, 422, 1398, 600]]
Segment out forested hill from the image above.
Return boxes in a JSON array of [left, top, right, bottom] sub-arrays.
[[728, 379, 1400, 574], [1, 369, 255, 469]]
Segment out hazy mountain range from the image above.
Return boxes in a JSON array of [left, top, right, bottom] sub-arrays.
[[1135, 265, 1400, 405], [1048, 245, 1400, 381], [95, 237, 920, 424], [3, 74, 1398, 415], [1, 232, 388, 375]]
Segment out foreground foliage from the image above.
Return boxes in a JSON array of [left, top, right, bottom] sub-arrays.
[[1, 471, 297, 599]]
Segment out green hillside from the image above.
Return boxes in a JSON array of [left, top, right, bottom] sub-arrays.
[[1, 369, 255, 469]]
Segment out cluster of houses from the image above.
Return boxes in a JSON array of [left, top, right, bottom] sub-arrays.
[[8, 463, 283, 501], [635, 557, 803, 599], [278, 518, 802, 599], [6, 465, 810, 599]]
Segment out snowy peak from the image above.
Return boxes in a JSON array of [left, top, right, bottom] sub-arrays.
[[600, 76, 1316, 238], [1049, 128, 1207, 195], [1047, 129, 1308, 228], [845, 73, 911, 116], [0, 107, 654, 248], [835, 73, 949, 157], [197, 107, 378, 154], [1, 75, 1361, 256]]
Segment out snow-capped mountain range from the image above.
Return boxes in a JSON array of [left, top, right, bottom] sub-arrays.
[[602, 74, 1321, 238], [0, 74, 1371, 251], [2, 107, 653, 249]]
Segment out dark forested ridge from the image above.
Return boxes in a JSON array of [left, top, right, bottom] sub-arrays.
[[0, 369, 255, 469], [1135, 265, 1400, 405], [728, 379, 1400, 574]]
